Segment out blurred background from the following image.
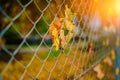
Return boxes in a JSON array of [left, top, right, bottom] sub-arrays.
[[0, 0, 120, 80]]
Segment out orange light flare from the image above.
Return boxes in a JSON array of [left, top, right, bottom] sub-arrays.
[[114, 0, 120, 29], [115, 0, 120, 17], [94, 0, 120, 29]]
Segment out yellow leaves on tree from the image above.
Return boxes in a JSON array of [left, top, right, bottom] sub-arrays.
[[49, 4, 76, 51]]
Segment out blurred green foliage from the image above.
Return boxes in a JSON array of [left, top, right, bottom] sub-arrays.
[[5, 26, 19, 39], [35, 16, 50, 35], [5, 16, 50, 39], [40, 48, 70, 60]]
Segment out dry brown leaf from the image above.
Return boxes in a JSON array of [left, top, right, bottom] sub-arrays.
[[93, 64, 104, 80]]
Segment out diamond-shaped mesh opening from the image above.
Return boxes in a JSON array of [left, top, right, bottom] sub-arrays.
[[26, 56, 43, 78], [35, 17, 49, 35], [18, 0, 31, 6], [43, 9, 56, 23], [5, 27, 22, 44], [34, 0, 49, 12], [36, 45, 49, 60], [25, 2, 42, 22], [0, 17, 10, 33], [4, 26, 22, 54], [44, 58, 57, 72], [2, 60, 24, 80], [16, 43, 35, 66], [26, 29, 42, 46], [12, 13, 33, 37], [8, 0, 23, 18], [37, 67, 50, 79], [42, 35, 52, 46], [0, 0, 22, 19], [23, 72, 34, 80], [0, 50, 11, 64], [49, 2, 64, 17]]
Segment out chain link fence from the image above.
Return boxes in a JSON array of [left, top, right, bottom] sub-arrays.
[[0, 0, 119, 80]]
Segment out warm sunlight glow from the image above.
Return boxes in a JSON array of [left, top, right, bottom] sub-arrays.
[[108, 8, 114, 16], [94, 0, 98, 3], [115, 1, 120, 16]]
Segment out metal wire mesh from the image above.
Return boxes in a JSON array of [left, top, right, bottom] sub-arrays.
[[0, 0, 119, 80]]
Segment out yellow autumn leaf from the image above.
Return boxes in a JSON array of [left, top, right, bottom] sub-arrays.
[[53, 37, 60, 51], [51, 30, 60, 51], [49, 5, 77, 51], [52, 28, 58, 36], [70, 13, 77, 20], [51, 28, 60, 50], [59, 29, 66, 50], [66, 32, 73, 44], [49, 18, 62, 51], [65, 5, 70, 19], [65, 20, 76, 31], [64, 4, 76, 32], [65, 4, 76, 20]]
